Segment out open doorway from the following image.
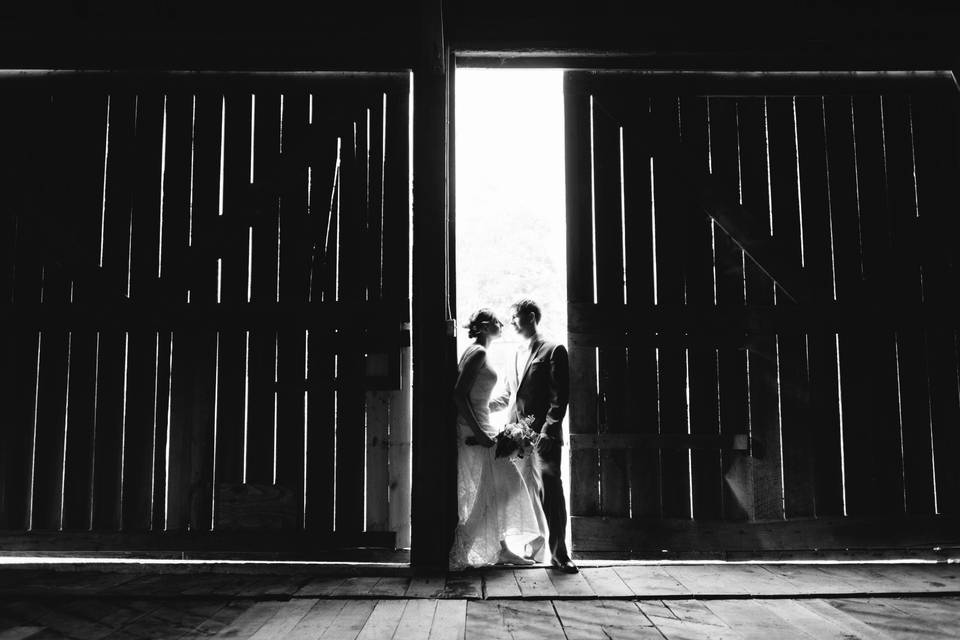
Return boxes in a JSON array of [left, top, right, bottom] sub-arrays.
[[453, 68, 572, 555]]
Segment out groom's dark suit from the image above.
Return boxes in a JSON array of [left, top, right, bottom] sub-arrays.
[[490, 337, 572, 563]]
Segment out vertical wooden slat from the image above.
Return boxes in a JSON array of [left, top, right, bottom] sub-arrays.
[[738, 97, 784, 521], [765, 97, 816, 519], [824, 95, 881, 517], [335, 100, 367, 534], [621, 92, 661, 519], [364, 94, 390, 531], [910, 94, 960, 514], [30, 93, 72, 531], [275, 90, 310, 528], [304, 89, 339, 533], [184, 91, 223, 532], [564, 76, 600, 517], [884, 94, 933, 517], [384, 85, 412, 546], [651, 94, 691, 519], [214, 90, 252, 515], [794, 96, 844, 518], [160, 91, 199, 531], [679, 95, 723, 521], [61, 92, 109, 531], [823, 95, 868, 517], [708, 97, 753, 521], [592, 99, 629, 518], [3, 92, 47, 531], [246, 90, 281, 486], [92, 91, 137, 531], [848, 94, 905, 516], [123, 92, 165, 531]]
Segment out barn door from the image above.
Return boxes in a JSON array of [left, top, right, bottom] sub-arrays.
[[563, 71, 960, 554], [0, 72, 411, 556]]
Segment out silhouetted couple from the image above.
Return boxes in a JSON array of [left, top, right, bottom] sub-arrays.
[[449, 299, 577, 573]]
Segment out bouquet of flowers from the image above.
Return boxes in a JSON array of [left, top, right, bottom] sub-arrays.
[[495, 415, 539, 460]]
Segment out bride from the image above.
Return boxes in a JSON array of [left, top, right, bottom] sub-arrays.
[[449, 308, 546, 569]]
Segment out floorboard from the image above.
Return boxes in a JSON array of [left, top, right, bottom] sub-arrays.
[[405, 575, 447, 599], [392, 598, 437, 640], [480, 569, 521, 598], [0, 564, 957, 638], [283, 600, 347, 640], [354, 599, 407, 640], [514, 568, 558, 599], [428, 599, 466, 640], [703, 599, 812, 640], [317, 599, 377, 640], [578, 567, 633, 597]]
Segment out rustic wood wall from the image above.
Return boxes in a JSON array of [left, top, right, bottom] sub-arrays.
[[564, 71, 960, 553], [0, 0, 959, 566], [0, 72, 411, 555]]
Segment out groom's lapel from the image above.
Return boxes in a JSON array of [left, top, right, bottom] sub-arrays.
[[518, 339, 543, 391]]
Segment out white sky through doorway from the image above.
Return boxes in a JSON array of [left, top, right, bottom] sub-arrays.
[[455, 68, 573, 555], [455, 68, 566, 421]]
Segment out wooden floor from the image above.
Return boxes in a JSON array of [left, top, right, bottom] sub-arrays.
[[0, 563, 957, 638]]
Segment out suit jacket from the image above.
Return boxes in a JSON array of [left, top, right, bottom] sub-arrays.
[[489, 338, 569, 443]]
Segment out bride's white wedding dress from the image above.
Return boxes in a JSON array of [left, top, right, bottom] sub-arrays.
[[449, 344, 546, 570]]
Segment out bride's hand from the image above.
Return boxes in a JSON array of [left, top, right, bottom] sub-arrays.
[[465, 435, 496, 448]]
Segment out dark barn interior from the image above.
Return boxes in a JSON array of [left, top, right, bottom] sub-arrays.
[[0, 1, 959, 637]]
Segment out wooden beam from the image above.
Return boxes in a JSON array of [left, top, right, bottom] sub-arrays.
[[409, 0, 457, 569], [0, 530, 396, 555], [570, 433, 749, 451], [571, 514, 960, 553], [567, 301, 960, 347]]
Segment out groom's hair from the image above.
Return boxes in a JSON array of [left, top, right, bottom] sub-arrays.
[[511, 298, 542, 324]]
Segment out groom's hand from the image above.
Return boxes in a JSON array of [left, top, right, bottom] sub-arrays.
[[536, 433, 554, 456]]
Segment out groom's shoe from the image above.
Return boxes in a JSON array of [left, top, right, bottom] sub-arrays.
[[551, 557, 579, 574]]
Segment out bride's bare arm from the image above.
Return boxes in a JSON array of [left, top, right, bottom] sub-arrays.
[[453, 349, 496, 447]]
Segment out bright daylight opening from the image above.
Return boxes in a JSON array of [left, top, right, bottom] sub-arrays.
[[454, 68, 571, 552]]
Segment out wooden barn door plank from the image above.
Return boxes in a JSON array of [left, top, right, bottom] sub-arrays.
[[679, 96, 722, 521], [910, 94, 960, 515], [275, 89, 310, 529], [213, 89, 252, 523], [304, 89, 340, 535], [563, 74, 601, 518], [2, 91, 45, 530], [123, 91, 165, 532], [591, 98, 629, 518], [384, 85, 412, 546], [91, 91, 137, 531], [160, 90, 201, 532], [739, 97, 785, 521], [794, 96, 845, 518], [29, 93, 73, 532], [651, 94, 691, 520], [333, 98, 367, 535], [364, 94, 390, 532], [246, 90, 281, 487], [708, 96, 753, 521], [621, 93, 661, 520], [824, 96, 903, 515], [850, 94, 906, 516], [60, 92, 110, 531], [174, 90, 222, 532], [766, 96, 816, 519]]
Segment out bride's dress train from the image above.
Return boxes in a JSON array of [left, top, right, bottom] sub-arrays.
[[449, 345, 546, 570]]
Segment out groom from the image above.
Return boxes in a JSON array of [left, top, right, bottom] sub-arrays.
[[490, 299, 577, 573]]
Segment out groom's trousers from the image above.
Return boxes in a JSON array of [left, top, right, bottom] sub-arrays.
[[538, 444, 571, 563]]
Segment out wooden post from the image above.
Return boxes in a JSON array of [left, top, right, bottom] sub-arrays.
[[410, 0, 457, 568]]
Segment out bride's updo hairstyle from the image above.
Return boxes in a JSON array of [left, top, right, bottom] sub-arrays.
[[464, 308, 501, 339]]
